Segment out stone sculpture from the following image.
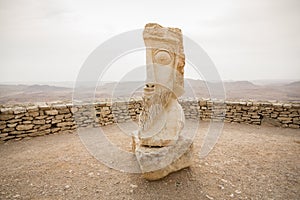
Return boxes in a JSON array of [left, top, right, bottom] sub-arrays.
[[132, 23, 193, 180]]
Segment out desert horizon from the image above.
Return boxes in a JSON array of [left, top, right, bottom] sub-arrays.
[[0, 78, 299, 105]]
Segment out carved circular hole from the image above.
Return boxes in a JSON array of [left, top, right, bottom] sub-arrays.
[[154, 50, 172, 65]]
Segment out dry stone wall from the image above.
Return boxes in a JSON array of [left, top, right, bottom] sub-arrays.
[[0, 99, 299, 141]]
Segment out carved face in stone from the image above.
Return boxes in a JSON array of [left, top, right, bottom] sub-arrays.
[[143, 23, 185, 98], [145, 47, 176, 94], [139, 23, 185, 132]]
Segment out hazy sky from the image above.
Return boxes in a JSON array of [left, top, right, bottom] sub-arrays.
[[0, 0, 299, 82]]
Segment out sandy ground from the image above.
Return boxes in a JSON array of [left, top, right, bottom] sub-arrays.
[[0, 121, 299, 200]]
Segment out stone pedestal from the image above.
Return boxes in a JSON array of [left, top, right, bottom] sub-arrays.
[[135, 136, 193, 180]]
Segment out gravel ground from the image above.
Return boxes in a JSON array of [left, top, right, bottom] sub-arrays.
[[0, 121, 299, 200]]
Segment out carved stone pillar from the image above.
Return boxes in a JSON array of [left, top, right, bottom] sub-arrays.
[[133, 23, 193, 180]]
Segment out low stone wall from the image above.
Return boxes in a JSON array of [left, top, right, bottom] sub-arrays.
[[181, 100, 300, 128], [0, 99, 299, 141], [0, 103, 76, 141]]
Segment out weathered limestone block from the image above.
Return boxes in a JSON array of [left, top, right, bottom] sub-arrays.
[[1, 135, 15, 141], [13, 107, 26, 114], [0, 133, 8, 138], [64, 113, 72, 119], [9, 130, 25, 135], [7, 123, 18, 128], [52, 119, 62, 124], [133, 23, 192, 180], [16, 124, 34, 131], [16, 134, 28, 138], [2, 127, 15, 133], [57, 121, 74, 127], [0, 114, 15, 121], [70, 107, 78, 114], [1, 108, 13, 114], [38, 104, 50, 110], [135, 136, 193, 180], [52, 104, 67, 109], [58, 108, 70, 114], [55, 114, 65, 120], [28, 111, 39, 117], [15, 114, 25, 119], [33, 119, 46, 125], [22, 116, 33, 121], [38, 124, 51, 131], [8, 119, 22, 123], [26, 105, 39, 112], [65, 118, 74, 122], [45, 115, 54, 120], [0, 124, 6, 130], [289, 124, 299, 129], [35, 115, 47, 120], [45, 110, 58, 115]]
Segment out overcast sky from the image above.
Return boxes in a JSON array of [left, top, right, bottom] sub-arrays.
[[0, 0, 299, 83]]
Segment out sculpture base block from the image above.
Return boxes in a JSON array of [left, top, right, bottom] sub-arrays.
[[134, 136, 193, 180]]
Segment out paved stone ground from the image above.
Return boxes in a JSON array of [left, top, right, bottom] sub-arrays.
[[0, 121, 299, 200]]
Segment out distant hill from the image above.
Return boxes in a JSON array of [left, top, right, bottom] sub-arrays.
[[0, 84, 72, 104], [0, 79, 299, 104], [285, 81, 300, 87], [224, 81, 258, 89], [24, 85, 70, 92]]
